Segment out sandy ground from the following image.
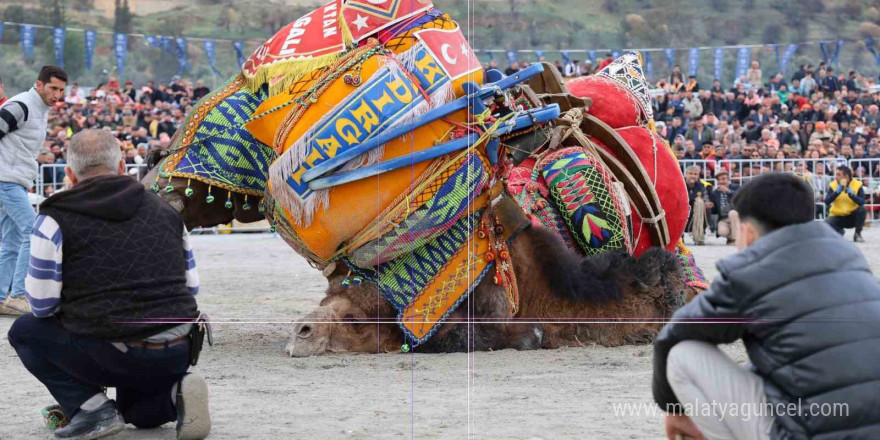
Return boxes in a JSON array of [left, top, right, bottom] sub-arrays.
[[2, 227, 878, 440]]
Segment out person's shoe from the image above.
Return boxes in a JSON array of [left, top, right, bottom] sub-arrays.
[[726, 237, 736, 245], [53, 400, 124, 440], [854, 233, 866, 243], [176, 374, 211, 440], [2, 296, 30, 316]]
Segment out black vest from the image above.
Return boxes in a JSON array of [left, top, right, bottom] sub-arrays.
[[40, 175, 198, 341]]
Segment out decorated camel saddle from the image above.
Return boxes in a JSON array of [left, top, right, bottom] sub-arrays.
[[149, 0, 706, 346]]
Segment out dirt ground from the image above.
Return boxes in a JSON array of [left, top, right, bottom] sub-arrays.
[[2, 227, 877, 440]]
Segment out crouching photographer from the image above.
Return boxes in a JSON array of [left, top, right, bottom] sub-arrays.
[[7, 130, 211, 440]]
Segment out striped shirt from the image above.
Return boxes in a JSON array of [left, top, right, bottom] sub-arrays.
[[25, 214, 200, 318]]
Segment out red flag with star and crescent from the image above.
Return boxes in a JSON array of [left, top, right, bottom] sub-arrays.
[[414, 27, 482, 80], [342, 0, 434, 42]]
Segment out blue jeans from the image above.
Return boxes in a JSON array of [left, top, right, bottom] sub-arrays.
[[8, 314, 189, 427], [0, 182, 36, 298]]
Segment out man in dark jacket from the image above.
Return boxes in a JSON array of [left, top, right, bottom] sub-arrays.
[[654, 173, 880, 440], [7, 130, 211, 440]]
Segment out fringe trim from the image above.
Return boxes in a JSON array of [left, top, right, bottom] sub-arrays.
[[268, 47, 457, 227], [243, 52, 346, 97]]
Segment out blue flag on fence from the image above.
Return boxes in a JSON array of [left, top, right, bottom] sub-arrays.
[[735, 47, 750, 81], [484, 50, 494, 61], [53, 27, 66, 68], [204, 40, 222, 75], [832, 40, 844, 67], [771, 44, 781, 74], [506, 50, 517, 65], [612, 50, 620, 60], [781, 44, 798, 74], [664, 48, 675, 72], [145, 35, 159, 48], [0, 23, 4, 41], [232, 41, 246, 67], [867, 38, 880, 66], [114, 33, 128, 77], [85, 30, 97, 71], [534, 50, 545, 61], [688, 47, 699, 77], [644, 51, 654, 80], [561, 50, 571, 65], [713, 47, 724, 81], [587, 50, 597, 66], [21, 24, 35, 60], [175, 37, 190, 73], [161, 36, 172, 54]]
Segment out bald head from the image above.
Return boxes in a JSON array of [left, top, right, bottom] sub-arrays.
[[67, 129, 123, 180]]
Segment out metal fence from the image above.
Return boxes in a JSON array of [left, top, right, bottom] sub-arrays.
[[34, 158, 880, 228], [679, 158, 880, 222]]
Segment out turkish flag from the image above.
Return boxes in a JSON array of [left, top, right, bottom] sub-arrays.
[[342, 0, 434, 42], [414, 27, 482, 80]]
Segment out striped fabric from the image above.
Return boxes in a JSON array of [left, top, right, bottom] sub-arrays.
[[24, 215, 200, 318], [25, 215, 63, 317], [0, 100, 28, 141]]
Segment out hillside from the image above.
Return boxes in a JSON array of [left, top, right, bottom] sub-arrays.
[[1, 0, 879, 93]]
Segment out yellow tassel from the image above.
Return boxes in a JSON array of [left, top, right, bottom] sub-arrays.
[[243, 53, 346, 97]]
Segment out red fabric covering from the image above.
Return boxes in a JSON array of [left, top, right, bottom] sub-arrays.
[[568, 76, 688, 256]]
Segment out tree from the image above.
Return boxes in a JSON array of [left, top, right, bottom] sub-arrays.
[[114, 0, 133, 34], [41, 0, 66, 28]]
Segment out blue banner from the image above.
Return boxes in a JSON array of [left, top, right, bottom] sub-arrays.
[[781, 44, 798, 74], [561, 50, 571, 65], [664, 48, 675, 71], [161, 36, 172, 54], [53, 27, 66, 68], [484, 50, 493, 61], [204, 40, 222, 75], [175, 37, 190, 73], [0, 23, 4, 41], [145, 34, 160, 48], [84, 30, 97, 71], [587, 50, 597, 66], [832, 40, 844, 67], [713, 47, 724, 81], [772, 44, 781, 74], [612, 50, 620, 60], [687, 47, 699, 77], [232, 41, 246, 67], [644, 51, 653, 80], [506, 50, 517, 65], [867, 38, 880, 66], [20, 24, 35, 60], [114, 33, 128, 77], [534, 50, 545, 61], [735, 47, 750, 81]]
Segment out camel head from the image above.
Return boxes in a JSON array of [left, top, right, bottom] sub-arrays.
[[286, 264, 403, 357]]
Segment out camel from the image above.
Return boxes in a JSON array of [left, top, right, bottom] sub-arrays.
[[283, 196, 687, 357]]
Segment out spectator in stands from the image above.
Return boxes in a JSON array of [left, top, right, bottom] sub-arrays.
[[825, 165, 867, 242], [193, 80, 210, 101], [682, 91, 703, 118], [669, 65, 684, 85], [746, 61, 762, 88], [684, 118, 713, 153], [597, 53, 614, 71]]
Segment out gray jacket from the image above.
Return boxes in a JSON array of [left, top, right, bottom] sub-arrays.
[[0, 88, 50, 189], [653, 221, 880, 439]]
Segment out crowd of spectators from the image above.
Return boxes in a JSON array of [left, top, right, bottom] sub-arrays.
[[0, 74, 212, 196]]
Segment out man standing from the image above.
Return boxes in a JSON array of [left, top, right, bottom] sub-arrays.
[[0, 66, 67, 315], [7, 129, 211, 440]]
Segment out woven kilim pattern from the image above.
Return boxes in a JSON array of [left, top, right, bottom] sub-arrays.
[[170, 84, 274, 195], [676, 243, 709, 291], [541, 148, 629, 256], [507, 162, 577, 251], [350, 152, 487, 268], [352, 210, 483, 312]]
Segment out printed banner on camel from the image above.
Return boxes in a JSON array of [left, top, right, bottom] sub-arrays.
[[342, 0, 434, 42], [414, 27, 481, 80], [242, 0, 345, 78]]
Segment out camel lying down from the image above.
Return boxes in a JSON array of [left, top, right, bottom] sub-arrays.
[[286, 198, 687, 357]]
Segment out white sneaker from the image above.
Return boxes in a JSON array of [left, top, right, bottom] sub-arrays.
[[176, 374, 211, 440]]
